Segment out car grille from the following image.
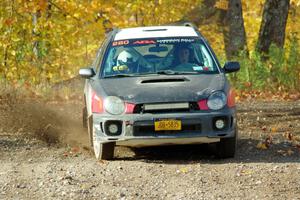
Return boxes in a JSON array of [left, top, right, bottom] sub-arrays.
[[133, 124, 202, 136], [133, 102, 199, 114]]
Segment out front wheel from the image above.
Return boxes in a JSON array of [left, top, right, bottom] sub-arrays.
[[93, 141, 115, 160], [87, 116, 93, 147], [216, 128, 237, 158], [92, 124, 115, 160], [82, 106, 88, 129]]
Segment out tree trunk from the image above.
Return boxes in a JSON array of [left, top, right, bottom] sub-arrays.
[[257, 0, 290, 54], [185, 0, 247, 59], [186, 0, 225, 26], [32, 11, 40, 58], [224, 0, 247, 59]]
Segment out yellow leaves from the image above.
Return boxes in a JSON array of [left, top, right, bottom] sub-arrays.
[[215, 0, 228, 10], [73, 13, 80, 18], [0, 0, 295, 87], [38, 0, 48, 12], [287, 149, 294, 155], [236, 169, 253, 176], [67, 70, 72, 76], [32, 76, 37, 84], [292, 135, 300, 142], [21, 0, 43, 13], [0, 1, 199, 84], [284, 132, 294, 141], [277, 149, 294, 156], [4, 18, 14, 26], [66, 15, 72, 20], [256, 142, 268, 150], [11, 38, 21, 42], [6, 71, 14, 80], [235, 90, 300, 101], [257, 135, 273, 150], [179, 168, 188, 173], [111, 0, 201, 26], [104, 7, 113, 12], [256, 128, 300, 156], [47, 72, 53, 80], [235, 94, 241, 102], [291, 0, 300, 7], [91, 1, 100, 10], [176, 167, 189, 174], [271, 127, 278, 133]]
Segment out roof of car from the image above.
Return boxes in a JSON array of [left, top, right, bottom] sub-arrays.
[[114, 26, 199, 41]]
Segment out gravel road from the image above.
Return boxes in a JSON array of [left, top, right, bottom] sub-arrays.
[[1, 98, 300, 199]]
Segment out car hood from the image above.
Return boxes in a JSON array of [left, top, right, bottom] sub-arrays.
[[95, 74, 226, 104]]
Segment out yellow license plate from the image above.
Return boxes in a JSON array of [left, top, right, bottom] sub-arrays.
[[154, 119, 182, 131]]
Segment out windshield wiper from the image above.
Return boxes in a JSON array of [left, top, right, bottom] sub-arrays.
[[104, 74, 136, 78], [157, 70, 200, 75], [156, 70, 177, 75], [104, 70, 201, 78]]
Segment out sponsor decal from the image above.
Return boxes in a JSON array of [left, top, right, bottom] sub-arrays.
[[133, 40, 156, 45], [112, 40, 129, 46], [192, 66, 203, 71], [112, 38, 196, 46], [156, 38, 195, 44]]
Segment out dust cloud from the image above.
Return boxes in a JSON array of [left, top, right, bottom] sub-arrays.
[[0, 98, 89, 147]]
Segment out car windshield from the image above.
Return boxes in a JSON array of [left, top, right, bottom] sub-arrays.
[[101, 37, 219, 77]]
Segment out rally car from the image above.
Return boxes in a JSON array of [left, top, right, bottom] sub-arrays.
[[79, 23, 240, 160]]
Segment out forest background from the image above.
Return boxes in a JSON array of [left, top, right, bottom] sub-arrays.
[[0, 0, 299, 99]]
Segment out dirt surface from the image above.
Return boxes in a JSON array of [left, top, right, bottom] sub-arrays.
[[1, 95, 300, 199]]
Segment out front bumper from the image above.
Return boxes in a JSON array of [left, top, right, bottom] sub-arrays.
[[92, 107, 237, 147]]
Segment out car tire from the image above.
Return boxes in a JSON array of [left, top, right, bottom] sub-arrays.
[[216, 127, 237, 158], [87, 116, 93, 147], [93, 140, 115, 161], [82, 106, 88, 129]]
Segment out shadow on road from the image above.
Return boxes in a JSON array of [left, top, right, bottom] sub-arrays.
[[113, 138, 300, 164]]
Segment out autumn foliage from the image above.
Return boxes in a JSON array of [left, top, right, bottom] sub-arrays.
[[0, 0, 299, 93]]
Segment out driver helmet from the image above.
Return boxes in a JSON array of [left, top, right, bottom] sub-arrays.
[[117, 50, 138, 66]]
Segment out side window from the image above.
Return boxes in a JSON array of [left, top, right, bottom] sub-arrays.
[[200, 44, 214, 70], [94, 40, 106, 73], [92, 48, 101, 70], [103, 47, 117, 75]]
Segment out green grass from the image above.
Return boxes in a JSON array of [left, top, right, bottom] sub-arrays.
[[227, 41, 300, 92]]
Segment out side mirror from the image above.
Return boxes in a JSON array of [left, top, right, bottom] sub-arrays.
[[79, 68, 95, 78], [223, 62, 240, 73]]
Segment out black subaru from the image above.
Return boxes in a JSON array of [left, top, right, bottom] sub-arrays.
[[79, 24, 240, 160]]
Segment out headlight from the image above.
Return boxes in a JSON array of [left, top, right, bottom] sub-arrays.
[[104, 96, 125, 115], [207, 91, 227, 110]]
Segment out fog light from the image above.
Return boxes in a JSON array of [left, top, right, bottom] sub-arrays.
[[215, 119, 225, 129], [108, 124, 118, 134], [104, 120, 122, 136]]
